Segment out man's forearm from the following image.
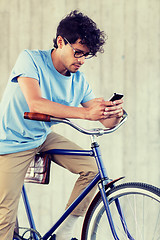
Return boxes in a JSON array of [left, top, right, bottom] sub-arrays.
[[28, 97, 86, 119]]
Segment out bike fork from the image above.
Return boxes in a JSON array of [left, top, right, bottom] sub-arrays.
[[115, 199, 135, 240], [98, 181, 120, 240], [99, 182, 134, 240], [91, 138, 134, 240]]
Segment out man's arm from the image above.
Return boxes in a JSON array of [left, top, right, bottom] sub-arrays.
[[18, 77, 111, 121]]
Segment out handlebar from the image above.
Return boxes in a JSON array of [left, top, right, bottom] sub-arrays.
[[24, 110, 128, 137]]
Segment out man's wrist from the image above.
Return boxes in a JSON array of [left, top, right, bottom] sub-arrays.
[[80, 107, 88, 120]]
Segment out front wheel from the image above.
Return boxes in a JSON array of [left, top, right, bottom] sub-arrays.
[[81, 182, 160, 240]]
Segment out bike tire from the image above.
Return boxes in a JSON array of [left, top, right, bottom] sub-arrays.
[[81, 182, 160, 240]]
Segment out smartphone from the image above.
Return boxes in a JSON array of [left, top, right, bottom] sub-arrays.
[[109, 93, 124, 101]]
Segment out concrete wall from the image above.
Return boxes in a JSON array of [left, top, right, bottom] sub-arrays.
[[0, 0, 160, 238]]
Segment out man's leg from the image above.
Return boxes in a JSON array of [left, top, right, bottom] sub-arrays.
[[0, 149, 38, 240], [40, 131, 98, 216], [40, 132, 98, 239]]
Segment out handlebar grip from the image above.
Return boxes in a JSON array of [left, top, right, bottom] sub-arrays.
[[24, 112, 51, 122]]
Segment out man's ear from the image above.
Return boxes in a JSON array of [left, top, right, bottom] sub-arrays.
[[57, 36, 65, 49]]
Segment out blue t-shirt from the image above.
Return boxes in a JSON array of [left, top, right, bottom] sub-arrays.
[[0, 49, 95, 154]]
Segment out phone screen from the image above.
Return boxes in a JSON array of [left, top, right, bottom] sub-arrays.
[[109, 93, 124, 101]]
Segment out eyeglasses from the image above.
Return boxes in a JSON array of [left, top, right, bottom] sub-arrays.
[[64, 37, 94, 59]]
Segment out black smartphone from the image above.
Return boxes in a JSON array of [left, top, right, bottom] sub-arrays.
[[109, 93, 124, 101]]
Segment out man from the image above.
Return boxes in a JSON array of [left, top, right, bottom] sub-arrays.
[[0, 10, 123, 240]]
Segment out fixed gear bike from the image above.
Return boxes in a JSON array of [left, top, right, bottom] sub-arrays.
[[13, 110, 160, 240]]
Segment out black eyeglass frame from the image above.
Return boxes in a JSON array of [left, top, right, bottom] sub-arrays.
[[64, 37, 94, 59]]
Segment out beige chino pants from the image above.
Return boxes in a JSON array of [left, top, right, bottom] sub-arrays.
[[0, 131, 98, 240]]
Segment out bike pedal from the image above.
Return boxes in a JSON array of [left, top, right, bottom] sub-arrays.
[[51, 235, 78, 240], [50, 234, 56, 240]]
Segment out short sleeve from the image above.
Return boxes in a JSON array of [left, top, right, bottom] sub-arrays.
[[9, 50, 39, 83], [80, 74, 95, 103]]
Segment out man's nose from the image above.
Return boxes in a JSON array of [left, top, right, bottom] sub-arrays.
[[78, 56, 85, 65]]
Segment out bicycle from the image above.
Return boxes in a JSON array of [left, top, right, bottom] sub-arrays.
[[13, 110, 160, 240]]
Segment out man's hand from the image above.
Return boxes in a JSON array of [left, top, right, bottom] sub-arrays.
[[103, 99, 124, 119], [83, 98, 123, 121]]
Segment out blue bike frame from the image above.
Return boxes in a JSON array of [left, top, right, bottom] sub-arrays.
[[21, 139, 132, 240]]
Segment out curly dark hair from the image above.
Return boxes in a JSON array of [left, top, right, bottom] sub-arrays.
[[53, 10, 106, 56]]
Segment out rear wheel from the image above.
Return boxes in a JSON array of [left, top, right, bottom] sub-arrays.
[[81, 182, 160, 239]]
